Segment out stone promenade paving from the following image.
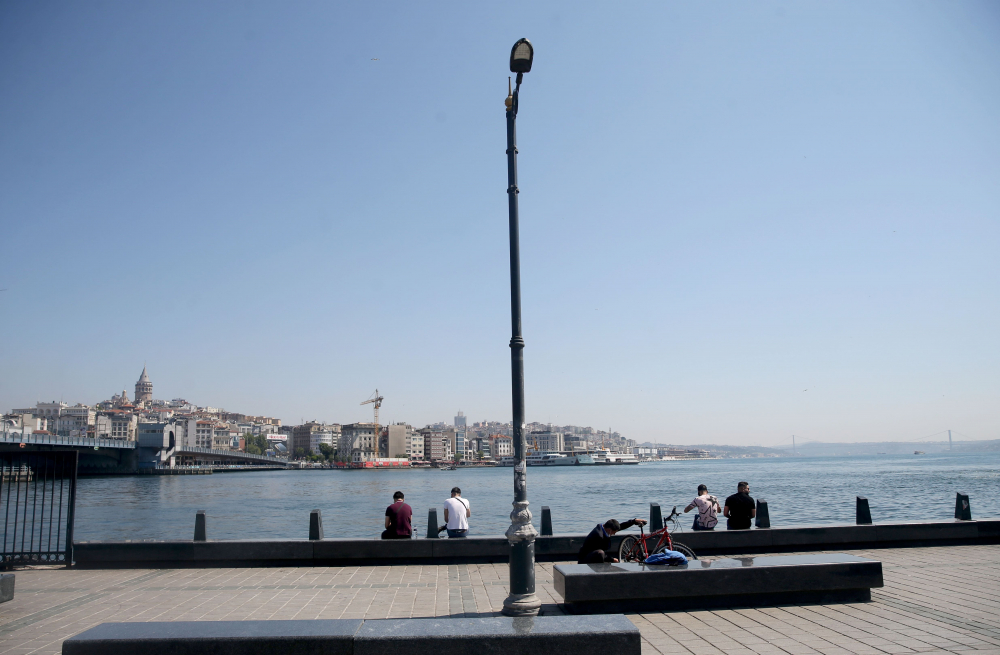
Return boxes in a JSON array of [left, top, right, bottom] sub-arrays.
[[1, 544, 998, 655]]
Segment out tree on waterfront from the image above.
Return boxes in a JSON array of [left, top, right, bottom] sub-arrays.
[[318, 443, 335, 461]]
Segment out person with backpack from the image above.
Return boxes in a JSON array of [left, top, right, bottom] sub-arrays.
[[683, 484, 721, 531]]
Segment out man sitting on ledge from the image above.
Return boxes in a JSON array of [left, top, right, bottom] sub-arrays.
[[577, 517, 647, 563], [381, 491, 412, 539]]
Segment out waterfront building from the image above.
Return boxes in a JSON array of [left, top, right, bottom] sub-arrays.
[[406, 428, 424, 461], [384, 424, 414, 459], [419, 427, 452, 462], [309, 431, 334, 455], [531, 431, 564, 453], [54, 404, 95, 437], [489, 435, 513, 458], [291, 421, 325, 457], [134, 366, 153, 405], [94, 410, 138, 440], [340, 422, 378, 462]]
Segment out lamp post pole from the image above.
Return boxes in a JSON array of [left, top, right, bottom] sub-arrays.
[[502, 38, 541, 618]]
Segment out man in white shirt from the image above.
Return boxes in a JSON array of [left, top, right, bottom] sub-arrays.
[[683, 484, 720, 531], [442, 487, 471, 538]]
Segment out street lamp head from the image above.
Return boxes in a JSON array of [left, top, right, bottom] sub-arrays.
[[509, 38, 533, 74]]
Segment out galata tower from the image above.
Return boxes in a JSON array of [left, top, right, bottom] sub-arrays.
[[135, 366, 153, 404]]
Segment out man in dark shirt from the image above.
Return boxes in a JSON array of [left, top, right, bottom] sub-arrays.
[[577, 517, 647, 563], [381, 491, 412, 539], [723, 481, 756, 530]]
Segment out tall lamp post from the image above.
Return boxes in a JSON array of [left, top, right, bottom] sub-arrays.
[[502, 37, 541, 618]]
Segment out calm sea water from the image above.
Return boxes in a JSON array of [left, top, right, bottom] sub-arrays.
[[74, 452, 1000, 541]]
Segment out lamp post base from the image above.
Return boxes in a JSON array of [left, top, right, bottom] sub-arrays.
[[502, 592, 542, 616]]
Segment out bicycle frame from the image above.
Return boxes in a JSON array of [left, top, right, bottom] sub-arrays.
[[625, 524, 674, 561]]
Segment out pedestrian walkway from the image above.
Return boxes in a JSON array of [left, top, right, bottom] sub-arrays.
[[1, 544, 998, 654]]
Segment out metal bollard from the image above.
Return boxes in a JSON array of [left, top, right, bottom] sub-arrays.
[[194, 510, 207, 541], [309, 509, 324, 540], [856, 496, 872, 525], [541, 506, 553, 536], [955, 493, 972, 521], [650, 503, 663, 532], [426, 507, 440, 538], [755, 499, 770, 529]]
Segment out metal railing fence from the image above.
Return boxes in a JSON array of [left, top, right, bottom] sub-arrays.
[[0, 430, 135, 449], [1, 450, 78, 568]]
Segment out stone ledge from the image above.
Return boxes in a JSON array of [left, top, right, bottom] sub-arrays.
[[61, 616, 641, 655], [70, 520, 999, 569], [553, 553, 883, 613], [62, 619, 362, 655]]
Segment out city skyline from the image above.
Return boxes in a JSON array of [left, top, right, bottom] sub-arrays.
[[1, 3, 998, 445]]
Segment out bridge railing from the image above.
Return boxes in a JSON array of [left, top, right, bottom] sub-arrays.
[[174, 446, 286, 463], [1, 450, 78, 568], [0, 431, 136, 449]]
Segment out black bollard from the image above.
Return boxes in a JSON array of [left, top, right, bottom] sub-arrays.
[[856, 496, 872, 525], [309, 509, 324, 540], [541, 506, 553, 536], [194, 510, 207, 541], [426, 507, 440, 538], [755, 499, 770, 529], [650, 503, 663, 532], [955, 493, 972, 521]]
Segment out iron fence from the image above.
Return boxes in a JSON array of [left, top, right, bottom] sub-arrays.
[[1, 450, 78, 568]]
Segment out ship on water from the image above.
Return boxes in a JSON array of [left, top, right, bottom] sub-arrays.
[[498, 452, 595, 466]]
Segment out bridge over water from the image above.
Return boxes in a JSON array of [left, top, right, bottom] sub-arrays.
[[0, 431, 286, 474]]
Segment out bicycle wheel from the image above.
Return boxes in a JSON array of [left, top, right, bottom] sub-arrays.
[[657, 541, 698, 560], [618, 535, 641, 562], [669, 542, 698, 560]]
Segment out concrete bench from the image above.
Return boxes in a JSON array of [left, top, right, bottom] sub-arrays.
[[62, 615, 640, 655], [554, 553, 883, 612]]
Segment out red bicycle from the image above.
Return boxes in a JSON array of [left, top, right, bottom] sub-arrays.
[[618, 506, 698, 562]]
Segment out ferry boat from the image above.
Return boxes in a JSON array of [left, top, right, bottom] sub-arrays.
[[527, 453, 575, 466], [592, 449, 640, 465], [499, 453, 595, 466]]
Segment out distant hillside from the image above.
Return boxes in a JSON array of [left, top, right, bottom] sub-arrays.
[[637, 440, 1000, 457], [637, 443, 785, 457]]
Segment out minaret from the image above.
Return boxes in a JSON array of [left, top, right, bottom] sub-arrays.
[[135, 366, 153, 404]]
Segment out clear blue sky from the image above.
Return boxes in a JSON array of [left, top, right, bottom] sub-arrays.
[[1, 2, 997, 445]]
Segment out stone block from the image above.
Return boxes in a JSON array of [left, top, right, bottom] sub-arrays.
[[313, 538, 434, 563], [553, 553, 882, 612], [354, 615, 640, 655], [61, 619, 362, 655], [0, 573, 13, 603], [426, 508, 440, 538], [309, 509, 323, 540], [975, 519, 1000, 538], [857, 496, 872, 524], [649, 503, 663, 532], [755, 500, 770, 528], [876, 521, 978, 543], [430, 536, 508, 559], [770, 525, 877, 547], [541, 506, 553, 536], [194, 510, 206, 541], [677, 528, 772, 553], [955, 493, 972, 521], [191, 540, 313, 563], [74, 541, 197, 566]]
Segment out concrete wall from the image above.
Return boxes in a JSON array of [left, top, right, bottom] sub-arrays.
[[71, 519, 1000, 569]]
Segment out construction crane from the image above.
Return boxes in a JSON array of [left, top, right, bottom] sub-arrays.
[[361, 390, 384, 455]]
